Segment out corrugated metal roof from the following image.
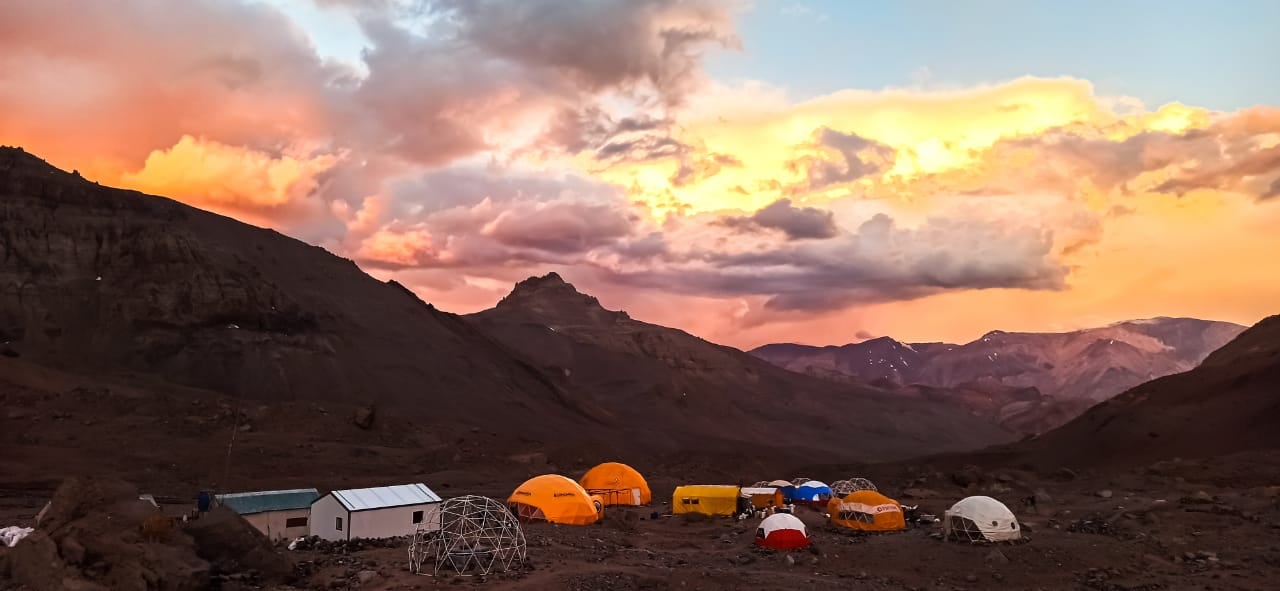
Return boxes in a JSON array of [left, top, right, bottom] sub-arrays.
[[329, 483, 441, 511], [216, 488, 320, 515]]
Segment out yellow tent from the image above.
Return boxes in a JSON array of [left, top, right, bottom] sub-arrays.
[[827, 490, 906, 532], [741, 487, 785, 509], [672, 485, 740, 516], [580, 462, 652, 506], [508, 475, 601, 525]]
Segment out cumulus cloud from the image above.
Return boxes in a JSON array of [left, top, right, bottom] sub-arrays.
[[118, 135, 343, 218], [789, 127, 896, 190], [429, 0, 739, 106], [483, 201, 637, 253], [721, 199, 839, 240], [605, 211, 1066, 311], [954, 105, 1280, 201]]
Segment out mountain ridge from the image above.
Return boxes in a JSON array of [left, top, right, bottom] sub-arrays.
[[468, 271, 1020, 460], [750, 317, 1246, 433]]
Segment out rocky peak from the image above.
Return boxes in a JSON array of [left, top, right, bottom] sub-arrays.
[[492, 272, 627, 326]]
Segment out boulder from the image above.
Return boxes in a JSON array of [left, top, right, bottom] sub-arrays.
[[352, 405, 375, 430]]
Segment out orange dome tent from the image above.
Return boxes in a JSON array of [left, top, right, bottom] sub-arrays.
[[507, 475, 601, 525], [827, 490, 906, 532], [579, 462, 652, 506]]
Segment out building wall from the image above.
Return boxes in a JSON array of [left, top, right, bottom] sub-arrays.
[[348, 503, 441, 540], [241, 509, 312, 541], [309, 495, 350, 542]]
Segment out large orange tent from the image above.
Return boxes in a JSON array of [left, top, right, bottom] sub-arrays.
[[507, 475, 601, 525], [827, 490, 906, 532], [579, 462, 652, 506]]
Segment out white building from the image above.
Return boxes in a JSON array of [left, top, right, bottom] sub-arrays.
[[215, 488, 320, 541], [309, 483, 443, 541]]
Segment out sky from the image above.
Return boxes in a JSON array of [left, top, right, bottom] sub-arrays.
[[1, 0, 1278, 348]]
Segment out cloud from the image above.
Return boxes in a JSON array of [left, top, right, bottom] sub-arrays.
[[118, 135, 343, 219], [671, 152, 742, 187], [483, 201, 637, 253], [605, 211, 1067, 311], [429, 0, 739, 107], [4, 0, 1280, 347], [854, 330, 875, 340], [790, 127, 896, 189], [721, 198, 839, 240]]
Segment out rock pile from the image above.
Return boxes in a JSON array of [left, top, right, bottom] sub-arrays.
[[0, 477, 291, 591]]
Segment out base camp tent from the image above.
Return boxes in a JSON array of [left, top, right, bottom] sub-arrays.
[[508, 475, 601, 525], [943, 496, 1021, 542], [828, 490, 907, 532], [767, 480, 797, 502], [579, 462, 651, 506], [672, 485, 741, 516], [755, 513, 809, 550], [741, 487, 785, 509], [794, 480, 833, 504]]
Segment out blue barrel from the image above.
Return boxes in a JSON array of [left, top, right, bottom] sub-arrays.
[[197, 491, 211, 512]]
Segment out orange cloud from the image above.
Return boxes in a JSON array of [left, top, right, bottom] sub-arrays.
[[355, 227, 437, 268], [118, 135, 341, 218]]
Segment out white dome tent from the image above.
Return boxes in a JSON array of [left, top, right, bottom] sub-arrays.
[[943, 496, 1021, 543]]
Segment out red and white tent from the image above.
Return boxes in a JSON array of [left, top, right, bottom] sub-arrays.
[[754, 513, 809, 550]]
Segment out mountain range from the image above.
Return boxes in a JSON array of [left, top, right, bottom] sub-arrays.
[[751, 318, 1245, 433], [1016, 313, 1280, 467], [0, 146, 1011, 467], [2, 144, 1276, 475]]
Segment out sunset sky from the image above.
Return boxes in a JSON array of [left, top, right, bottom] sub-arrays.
[[2, 0, 1278, 348]]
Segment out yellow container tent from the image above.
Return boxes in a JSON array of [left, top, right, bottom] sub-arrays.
[[507, 475, 601, 525], [741, 487, 785, 509], [827, 490, 906, 532], [672, 485, 741, 516], [579, 462, 652, 506]]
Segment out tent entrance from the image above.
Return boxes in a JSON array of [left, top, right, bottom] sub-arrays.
[[509, 503, 546, 523], [585, 488, 641, 506]]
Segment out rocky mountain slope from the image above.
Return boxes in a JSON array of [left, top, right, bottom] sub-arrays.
[[0, 146, 1013, 467], [751, 318, 1245, 433], [1018, 314, 1280, 467], [467, 273, 1017, 460], [0, 146, 611, 443]]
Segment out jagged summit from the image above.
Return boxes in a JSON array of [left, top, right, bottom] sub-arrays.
[[491, 272, 627, 326]]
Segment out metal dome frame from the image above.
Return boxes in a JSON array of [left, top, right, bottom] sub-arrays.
[[408, 495, 527, 577], [831, 478, 879, 496]]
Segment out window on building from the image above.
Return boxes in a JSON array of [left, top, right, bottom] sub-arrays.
[[285, 517, 308, 528], [335, 517, 343, 531], [412, 510, 424, 524]]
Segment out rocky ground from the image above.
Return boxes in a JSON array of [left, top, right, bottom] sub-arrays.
[[3, 330, 1280, 590], [4, 454, 1280, 590]]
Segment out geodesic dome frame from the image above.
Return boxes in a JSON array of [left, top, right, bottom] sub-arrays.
[[790, 477, 811, 486], [831, 478, 878, 496], [408, 495, 527, 576]]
